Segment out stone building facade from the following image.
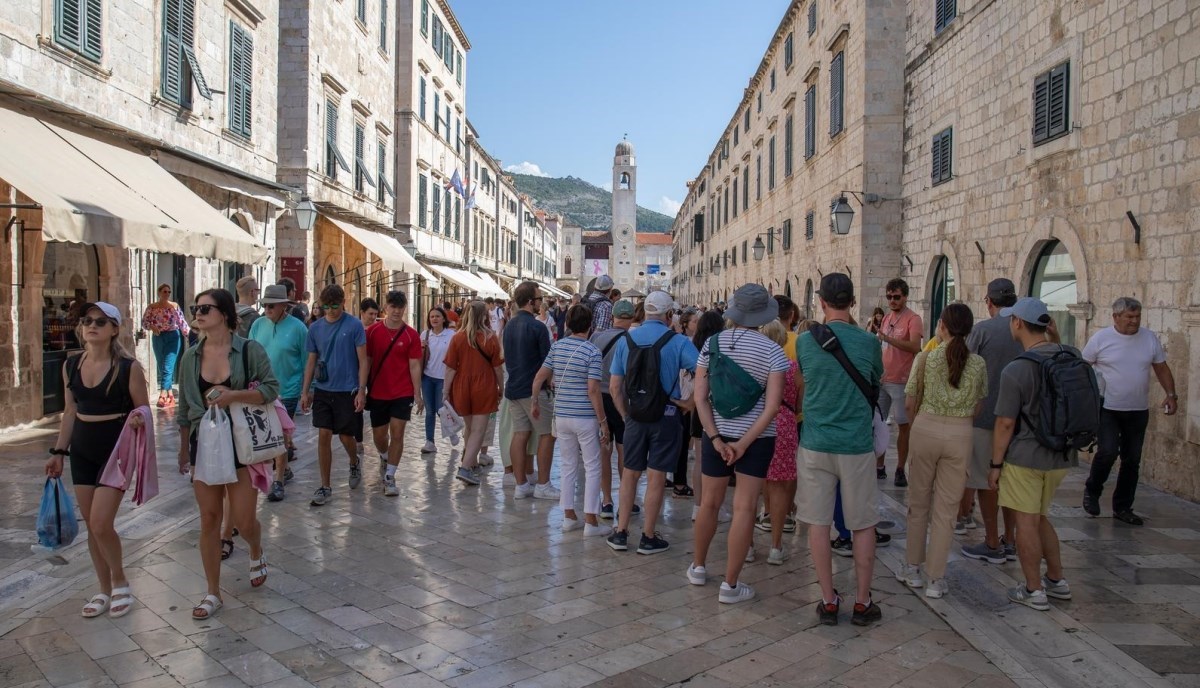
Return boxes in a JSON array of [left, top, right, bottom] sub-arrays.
[[0, 0, 284, 424]]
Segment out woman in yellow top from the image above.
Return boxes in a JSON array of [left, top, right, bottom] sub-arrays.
[[895, 303, 987, 599]]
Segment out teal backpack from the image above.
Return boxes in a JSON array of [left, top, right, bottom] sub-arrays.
[[706, 333, 764, 418]]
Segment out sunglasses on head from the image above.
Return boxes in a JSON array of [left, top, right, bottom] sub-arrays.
[[190, 304, 217, 316], [81, 316, 113, 327]]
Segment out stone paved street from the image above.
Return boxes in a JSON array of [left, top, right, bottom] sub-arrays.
[[0, 407, 1196, 688]]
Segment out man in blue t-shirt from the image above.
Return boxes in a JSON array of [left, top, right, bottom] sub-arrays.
[[607, 291, 699, 556], [301, 284, 368, 506]]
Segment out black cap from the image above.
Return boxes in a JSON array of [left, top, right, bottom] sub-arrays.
[[818, 273, 854, 306], [987, 278, 1016, 302]]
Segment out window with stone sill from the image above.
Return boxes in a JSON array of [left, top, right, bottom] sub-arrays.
[[1033, 62, 1070, 147], [56, 0, 103, 62], [931, 127, 952, 186], [161, 0, 211, 109], [935, 0, 957, 34]]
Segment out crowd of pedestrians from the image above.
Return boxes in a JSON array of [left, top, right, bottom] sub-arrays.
[[44, 269, 1179, 628]]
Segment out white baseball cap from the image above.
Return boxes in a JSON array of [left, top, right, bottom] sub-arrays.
[[644, 291, 675, 316], [80, 301, 122, 325]]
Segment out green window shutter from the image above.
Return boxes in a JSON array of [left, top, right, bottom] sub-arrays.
[[57, 0, 83, 53], [784, 114, 794, 177], [432, 180, 441, 232], [379, 0, 388, 52], [941, 129, 953, 182], [784, 32, 794, 69], [1047, 63, 1070, 140], [768, 135, 776, 190], [805, 211, 814, 240], [767, 226, 774, 253], [421, 0, 428, 36], [755, 155, 761, 200], [228, 23, 253, 138], [356, 0, 365, 24], [432, 17, 442, 58], [443, 34, 453, 69], [935, 0, 957, 33], [433, 92, 440, 134], [723, 188, 729, 224], [1032, 71, 1049, 143], [830, 52, 844, 137], [931, 128, 952, 184], [418, 174, 428, 226], [444, 104, 450, 142], [456, 51, 463, 85], [455, 197, 461, 240], [742, 167, 749, 210], [804, 85, 816, 158], [783, 219, 792, 250], [419, 77, 426, 120], [744, 108, 750, 132], [162, 0, 184, 103], [354, 124, 375, 191], [808, 1, 817, 36], [931, 132, 943, 183], [443, 188, 451, 234], [731, 179, 738, 218]]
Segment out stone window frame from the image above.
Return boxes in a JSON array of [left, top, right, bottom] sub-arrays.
[[1026, 35, 1083, 165]]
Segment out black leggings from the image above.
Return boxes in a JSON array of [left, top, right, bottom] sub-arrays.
[[673, 411, 692, 486], [70, 417, 126, 487]]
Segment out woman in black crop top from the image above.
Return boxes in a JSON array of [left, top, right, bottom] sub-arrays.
[[45, 303, 149, 620]]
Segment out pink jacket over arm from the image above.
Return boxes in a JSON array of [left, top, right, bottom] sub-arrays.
[[99, 406, 159, 506]]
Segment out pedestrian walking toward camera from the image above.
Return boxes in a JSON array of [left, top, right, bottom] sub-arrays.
[[1081, 297, 1177, 525], [607, 291, 699, 555], [504, 282, 559, 499], [797, 274, 885, 626], [142, 283, 189, 408], [590, 299, 637, 518], [301, 284, 368, 506], [991, 297, 1098, 610], [876, 278, 924, 486], [896, 304, 987, 599], [250, 285, 308, 502], [531, 305, 612, 535], [366, 291, 423, 497], [444, 301, 504, 484], [176, 289, 278, 620], [234, 277, 261, 338], [690, 284, 788, 603], [421, 306, 454, 454], [46, 302, 150, 619]]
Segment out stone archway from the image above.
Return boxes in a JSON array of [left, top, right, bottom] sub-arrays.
[[1014, 215, 1090, 306]]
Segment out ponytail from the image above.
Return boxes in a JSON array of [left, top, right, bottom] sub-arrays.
[[940, 303, 975, 389]]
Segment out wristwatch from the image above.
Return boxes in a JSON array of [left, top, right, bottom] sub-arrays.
[[49, 448, 70, 457], [989, 462, 1004, 469]]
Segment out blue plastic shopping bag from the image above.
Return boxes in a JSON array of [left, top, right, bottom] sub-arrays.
[[34, 477, 79, 553]]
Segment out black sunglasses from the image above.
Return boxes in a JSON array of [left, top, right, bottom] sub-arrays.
[[81, 316, 113, 327], [886, 294, 904, 301], [190, 304, 217, 316], [322, 303, 342, 310]]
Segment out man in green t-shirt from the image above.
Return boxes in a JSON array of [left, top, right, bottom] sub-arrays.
[[797, 273, 884, 627]]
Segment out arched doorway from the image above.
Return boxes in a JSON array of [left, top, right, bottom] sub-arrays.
[[929, 256, 956, 337], [1029, 239, 1077, 344]]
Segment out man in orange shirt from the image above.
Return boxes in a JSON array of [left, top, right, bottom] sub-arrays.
[[876, 278, 923, 487]]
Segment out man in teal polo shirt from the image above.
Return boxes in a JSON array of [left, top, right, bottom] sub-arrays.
[[250, 284, 308, 501]]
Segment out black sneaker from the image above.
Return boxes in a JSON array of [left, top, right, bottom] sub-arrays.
[[631, 503, 642, 516], [1082, 493, 1100, 517], [876, 466, 887, 480], [607, 529, 629, 551], [267, 481, 285, 502], [876, 531, 891, 547], [600, 503, 614, 520], [817, 591, 841, 625], [851, 600, 882, 626], [1114, 510, 1144, 526], [637, 532, 670, 555], [831, 537, 853, 557], [284, 466, 294, 483], [893, 469, 908, 487]]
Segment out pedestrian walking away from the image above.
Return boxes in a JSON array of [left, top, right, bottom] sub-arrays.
[[671, 307, 700, 498], [607, 290, 700, 556], [46, 301, 150, 619], [590, 299, 638, 519], [503, 281, 558, 500], [249, 284, 308, 502], [797, 273, 885, 626], [587, 274, 616, 334], [300, 284, 368, 506], [876, 278, 924, 486], [141, 283, 189, 408], [365, 291, 424, 497], [444, 300, 505, 483], [898, 304, 987, 599], [176, 289, 279, 619], [421, 306, 455, 454], [1081, 297, 1178, 525], [691, 283, 789, 603], [531, 304, 612, 536]]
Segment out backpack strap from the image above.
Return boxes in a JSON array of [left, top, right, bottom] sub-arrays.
[[600, 333, 622, 359], [808, 323, 878, 413]]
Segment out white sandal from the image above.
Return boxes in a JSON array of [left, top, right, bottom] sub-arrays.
[[249, 554, 268, 588], [81, 593, 110, 618], [192, 594, 222, 620], [108, 586, 134, 618]]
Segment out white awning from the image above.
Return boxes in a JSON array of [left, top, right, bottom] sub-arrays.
[[474, 271, 509, 300], [155, 153, 288, 208], [538, 282, 568, 298], [324, 216, 440, 287], [0, 105, 268, 264], [426, 264, 506, 299]]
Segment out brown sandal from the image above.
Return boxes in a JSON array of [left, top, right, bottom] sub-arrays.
[[220, 539, 234, 560]]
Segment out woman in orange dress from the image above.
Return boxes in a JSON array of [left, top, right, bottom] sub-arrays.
[[443, 300, 504, 484]]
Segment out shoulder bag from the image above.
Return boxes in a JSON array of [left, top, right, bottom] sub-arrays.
[[228, 343, 287, 465], [807, 323, 890, 457], [367, 324, 407, 393]]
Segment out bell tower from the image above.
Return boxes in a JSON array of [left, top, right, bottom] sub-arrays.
[[612, 137, 637, 292]]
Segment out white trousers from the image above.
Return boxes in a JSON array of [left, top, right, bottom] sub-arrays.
[[556, 416, 602, 515]]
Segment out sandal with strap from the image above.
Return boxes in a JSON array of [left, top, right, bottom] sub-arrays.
[[81, 593, 111, 618], [249, 553, 268, 588], [109, 586, 134, 619], [192, 594, 222, 619], [673, 484, 695, 498], [220, 539, 234, 560]]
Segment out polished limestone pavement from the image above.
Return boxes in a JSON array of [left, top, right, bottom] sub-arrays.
[[0, 404, 1187, 687]]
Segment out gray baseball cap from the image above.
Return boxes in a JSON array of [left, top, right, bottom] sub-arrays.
[[999, 296, 1052, 326]]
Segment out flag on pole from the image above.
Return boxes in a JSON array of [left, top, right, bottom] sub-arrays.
[[465, 181, 477, 210], [449, 169, 465, 197]]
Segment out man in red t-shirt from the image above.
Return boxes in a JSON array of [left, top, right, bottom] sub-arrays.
[[876, 278, 923, 487], [366, 290, 424, 496]]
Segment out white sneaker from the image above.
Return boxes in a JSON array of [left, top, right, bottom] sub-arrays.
[[383, 475, 398, 497], [562, 517, 582, 532], [744, 547, 756, 563], [768, 547, 788, 566], [926, 579, 949, 598], [533, 483, 561, 500], [718, 581, 755, 604], [514, 482, 534, 499], [421, 441, 436, 453], [687, 563, 707, 585], [897, 563, 925, 589], [718, 507, 733, 524], [478, 451, 494, 466], [691, 505, 700, 521], [584, 523, 613, 538], [502, 472, 516, 487]]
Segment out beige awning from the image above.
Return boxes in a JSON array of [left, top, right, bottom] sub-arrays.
[[0, 105, 267, 264], [538, 282, 568, 298], [426, 264, 506, 299], [324, 216, 440, 287]]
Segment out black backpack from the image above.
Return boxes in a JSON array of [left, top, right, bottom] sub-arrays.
[[623, 331, 676, 423], [1017, 346, 1101, 454]]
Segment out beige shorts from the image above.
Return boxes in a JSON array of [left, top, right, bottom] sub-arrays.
[[797, 448, 879, 531], [967, 428, 993, 490], [509, 392, 553, 436]]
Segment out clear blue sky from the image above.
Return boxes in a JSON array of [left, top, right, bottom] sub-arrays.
[[453, 0, 792, 219]]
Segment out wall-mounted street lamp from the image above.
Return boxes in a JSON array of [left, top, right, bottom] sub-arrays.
[[751, 227, 784, 261], [712, 257, 722, 276], [829, 191, 889, 236], [468, 258, 480, 275], [294, 195, 318, 231]]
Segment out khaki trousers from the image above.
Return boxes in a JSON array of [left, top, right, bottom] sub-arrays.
[[905, 414, 972, 579]]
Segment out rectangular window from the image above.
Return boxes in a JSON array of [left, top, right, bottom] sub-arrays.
[[55, 0, 103, 61], [228, 22, 253, 139], [829, 51, 844, 137], [808, 1, 817, 36], [714, 196, 720, 232], [768, 136, 776, 190], [805, 210, 815, 240], [784, 32, 794, 69], [356, 0, 365, 24], [782, 219, 793, 250], [456, 51, 463, 85], [454, 197, 461, 240], [770, 68, 776, 92], [377, 140, 392, 202], [1033, 62, 1070, 145], [731, 179, 738, 218], [742, 241, 747, 263], [432, 16, 443, 58], [432, 179, 441, 232], [443, 33, 453, 70], [931, 127, 953, 185], [353, 123, 375, 192], [444, 188, 451, 234], [723, 188, 729, 224], [162, 0, 211, 108], [742, 167, 749, 210], [733, 124, 739, 147], [804, 85, 816, 159], [757, 91, 763, 113], [324, 99, 350, 179], [419, 77, 426, 120], [433, 92, 440, 135], [744, 108, 750, 132], [784, 114, 794, 177], [756, 155, 762, 200], [444, 104, 451, 142], [379, 0, 388, 51], [767, 226, 775, 254], [455, 117, 461, 155], [935, 0, 957, 33], [418, 174, 428, 227], [421, 0, 428, 36]]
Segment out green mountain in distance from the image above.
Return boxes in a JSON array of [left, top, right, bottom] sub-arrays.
[[509, 173, 674, 233]]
